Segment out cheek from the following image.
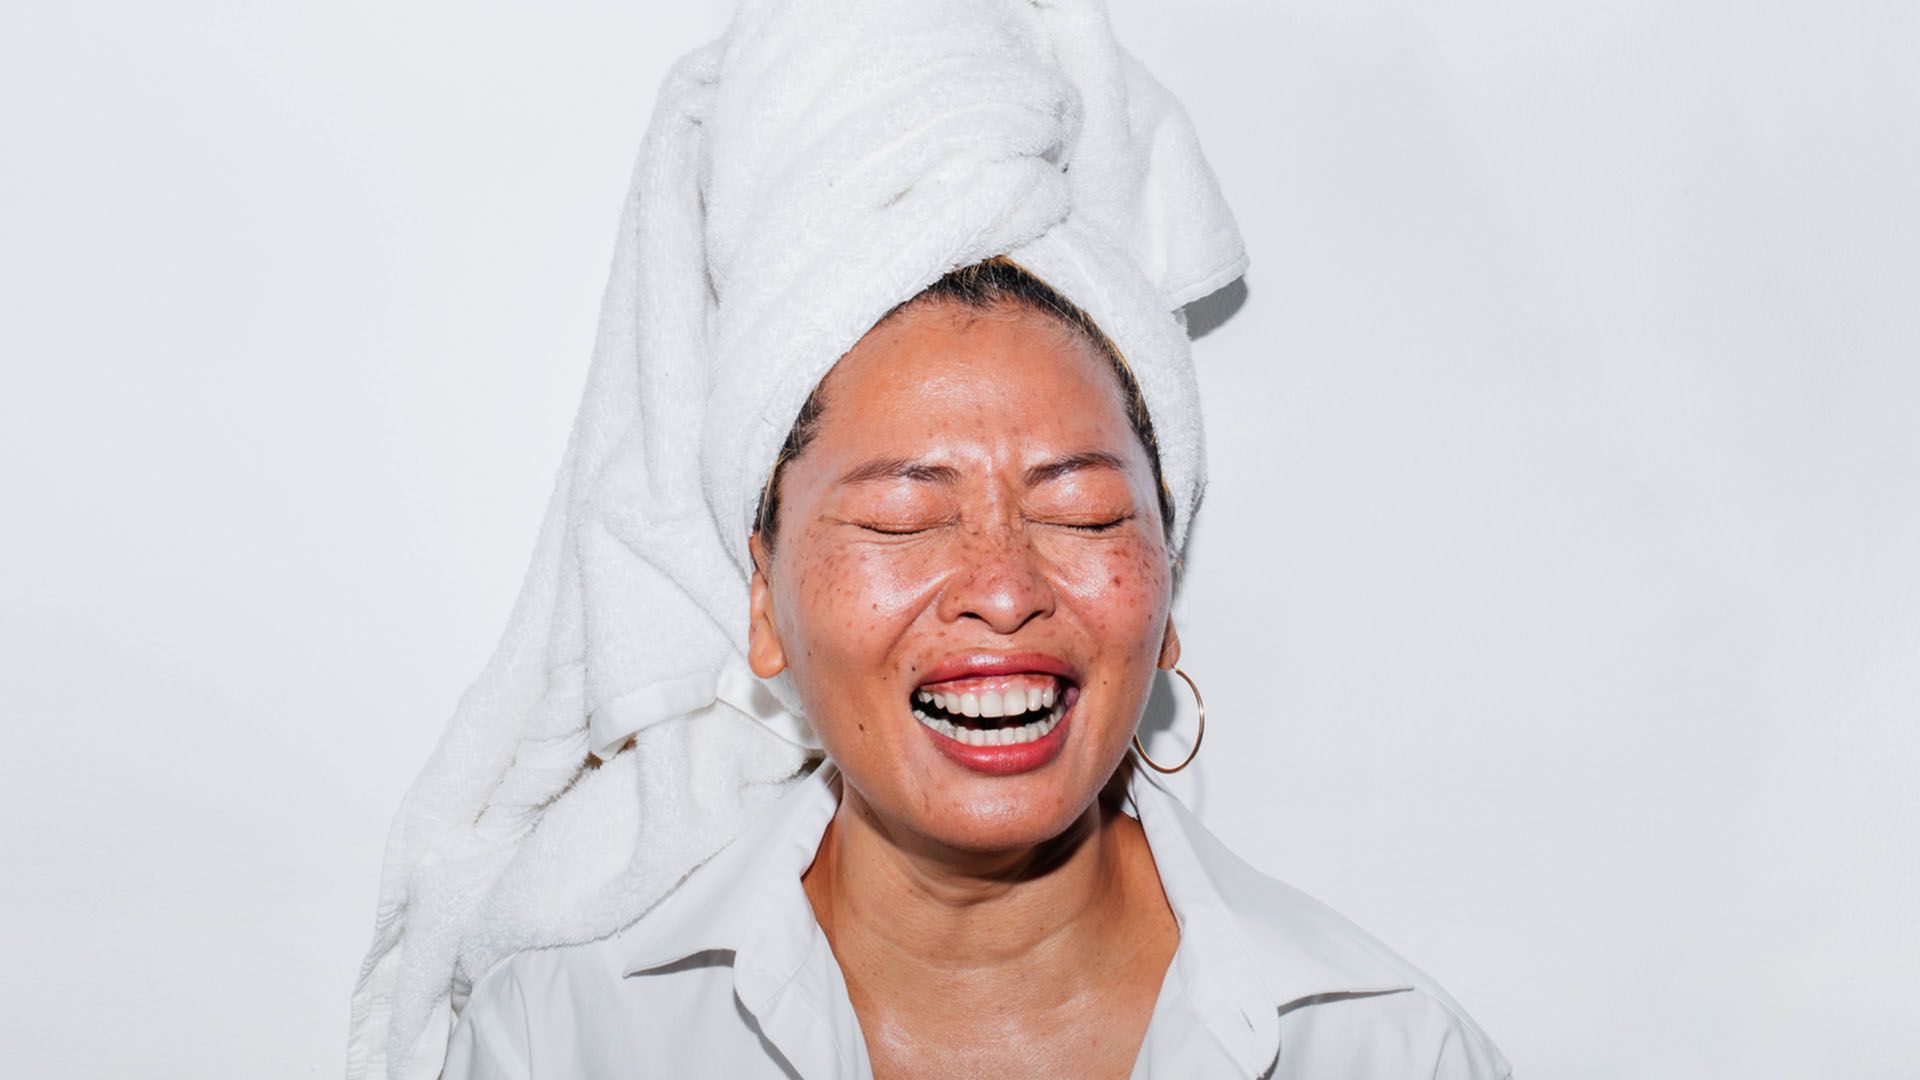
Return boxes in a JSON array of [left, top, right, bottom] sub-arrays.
[[1046, 537, 1172, 649], [776, 539, 944, 668]]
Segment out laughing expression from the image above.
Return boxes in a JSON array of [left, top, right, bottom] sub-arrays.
[[747, 299, 1180, 853]]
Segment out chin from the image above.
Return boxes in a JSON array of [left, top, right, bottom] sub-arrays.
[[916, 782, 1094, 853], [898, 739, 1130, 856]]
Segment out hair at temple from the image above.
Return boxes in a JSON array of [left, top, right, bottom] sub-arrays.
[[754, 256, 1175, 552]]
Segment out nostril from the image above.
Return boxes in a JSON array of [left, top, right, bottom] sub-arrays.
[[949, 577, 1055, 630]]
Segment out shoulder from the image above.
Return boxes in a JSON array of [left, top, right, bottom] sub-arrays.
[[1209, 841, 1514, 1077], [1134, 779, 1512, 1077], [443, 937, 662, 1079], [468, 935, 634, 1010], [1226, 853, 1510, 1075]]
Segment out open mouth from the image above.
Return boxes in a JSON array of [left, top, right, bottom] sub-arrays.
[[910, 675, 1071, 747]]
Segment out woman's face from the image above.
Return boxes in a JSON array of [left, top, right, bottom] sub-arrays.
[[749, 299, 1179, 854]]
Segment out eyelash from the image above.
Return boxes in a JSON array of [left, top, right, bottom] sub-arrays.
[[1061, 515, 1131, 533], [850, 514, 1132, 536]]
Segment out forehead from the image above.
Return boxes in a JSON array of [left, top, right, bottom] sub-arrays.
[[810, 300, 1133, 447]]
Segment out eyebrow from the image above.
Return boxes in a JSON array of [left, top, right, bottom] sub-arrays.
[[834, 450, 1130, 489], [836, 457, 963, 486], [1023, 450, 1129, 488]]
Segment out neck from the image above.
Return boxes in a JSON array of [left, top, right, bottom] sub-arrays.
[[802, 778, 1157, 982]]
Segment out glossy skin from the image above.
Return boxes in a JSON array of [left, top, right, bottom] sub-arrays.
[[747, 300, 1182, 1079]]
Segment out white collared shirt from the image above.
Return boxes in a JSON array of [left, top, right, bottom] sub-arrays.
[[444, 766, 1511, 1078]]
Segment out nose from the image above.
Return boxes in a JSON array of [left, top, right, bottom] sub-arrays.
[[937, 523, 1056, 634]]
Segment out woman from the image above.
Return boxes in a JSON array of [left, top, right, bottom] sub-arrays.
[[351, 2, 1509, 1077], [442, 260, 1512, 1077]]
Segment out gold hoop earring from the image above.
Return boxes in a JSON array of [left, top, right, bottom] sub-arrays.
[[1133, 667, 1205, 774]]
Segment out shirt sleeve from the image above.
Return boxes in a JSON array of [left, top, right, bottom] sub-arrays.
[[441, 962, 534, 1080]]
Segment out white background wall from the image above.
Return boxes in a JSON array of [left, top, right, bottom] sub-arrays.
[[2, 1, 1914, 1075]]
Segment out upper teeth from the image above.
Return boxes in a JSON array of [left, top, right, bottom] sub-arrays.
[[914, 685, 1057, 719]]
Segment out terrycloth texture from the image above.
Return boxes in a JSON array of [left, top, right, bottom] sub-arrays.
[[346, 0, 1245, 1076]]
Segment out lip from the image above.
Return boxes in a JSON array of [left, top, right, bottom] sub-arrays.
[[916, 652, 1078, 687]]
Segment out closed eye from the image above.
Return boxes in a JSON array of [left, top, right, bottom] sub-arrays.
[[1054, 513, 1133, 533], [844, 519, 947, 537]]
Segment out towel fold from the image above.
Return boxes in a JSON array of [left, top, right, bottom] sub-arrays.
[[348, 1, 1244, 1075]]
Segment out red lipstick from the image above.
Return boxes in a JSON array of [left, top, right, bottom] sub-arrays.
[[916, 652, 1076, 687]]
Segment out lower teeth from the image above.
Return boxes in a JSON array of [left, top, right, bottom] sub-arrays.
[[911, 703, 1064, 747]]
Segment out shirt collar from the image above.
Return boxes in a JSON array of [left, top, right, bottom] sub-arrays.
[[614, 763, 1415, 1073], [1124, 770, 1415, 1073], [616, 761, 840, 1010]]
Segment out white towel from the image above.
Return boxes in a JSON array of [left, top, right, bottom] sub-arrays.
[[346, 1, 1245, 1075]]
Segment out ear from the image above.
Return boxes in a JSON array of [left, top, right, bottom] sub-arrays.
[[1156, 616, 1182, 671], [747, 532, 788, 679]]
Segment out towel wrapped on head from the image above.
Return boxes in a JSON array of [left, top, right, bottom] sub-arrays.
[[347, 0, 1244, 1075]]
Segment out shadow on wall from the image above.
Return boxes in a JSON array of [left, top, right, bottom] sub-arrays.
[[1131, 275, 1246, 812], [1182, 276, 1248, 339]]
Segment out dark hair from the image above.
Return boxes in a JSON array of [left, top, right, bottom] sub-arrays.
[[754, 256, 1174, 552]]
